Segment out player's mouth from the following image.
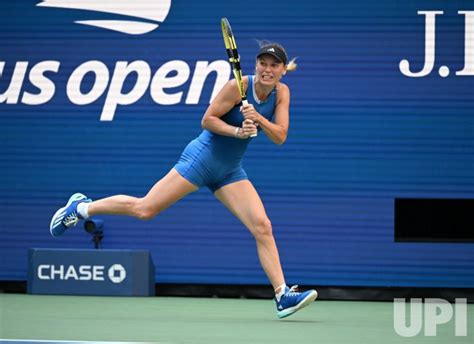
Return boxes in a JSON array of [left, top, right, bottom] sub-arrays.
[[262, 75, 273, 81]]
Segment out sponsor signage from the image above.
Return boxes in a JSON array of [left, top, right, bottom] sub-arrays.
[[27, 249, 155, 296]]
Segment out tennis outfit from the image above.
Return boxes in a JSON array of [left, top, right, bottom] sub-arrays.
[[49, 71, 318, 319], [174, 75, 277, 192]]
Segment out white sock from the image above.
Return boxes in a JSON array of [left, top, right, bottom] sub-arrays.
[[275, 283, 287, 302], [77, 202, 90, 220]]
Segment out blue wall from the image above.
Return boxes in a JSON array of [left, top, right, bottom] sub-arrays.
[[1, 0, 473, 287]]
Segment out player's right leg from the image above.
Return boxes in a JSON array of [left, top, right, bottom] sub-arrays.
[[50, 168, 198, 237]]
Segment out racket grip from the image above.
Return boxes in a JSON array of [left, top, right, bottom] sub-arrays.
[[242, 99, 258, 137]]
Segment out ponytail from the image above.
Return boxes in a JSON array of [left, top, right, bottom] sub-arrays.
[[286, 57, 298, 72]]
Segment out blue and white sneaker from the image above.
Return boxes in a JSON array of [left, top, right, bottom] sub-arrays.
[[275, 285, 318, 318], [50, 193, 92, 237]]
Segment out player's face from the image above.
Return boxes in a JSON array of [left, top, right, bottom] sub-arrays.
[[255, 55, 286, 86]]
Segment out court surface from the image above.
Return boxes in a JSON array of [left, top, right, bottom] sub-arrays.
[[0, 294, 472, 344]]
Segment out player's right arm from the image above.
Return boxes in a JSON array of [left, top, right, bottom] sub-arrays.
[[201, 78, 257, 138]]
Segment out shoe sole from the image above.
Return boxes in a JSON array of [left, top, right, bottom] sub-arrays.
[[50, 193, 87, 237], [277, 290, 318, 319]]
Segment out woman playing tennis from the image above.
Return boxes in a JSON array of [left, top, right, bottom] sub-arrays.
[[50, 42, 318, 318]]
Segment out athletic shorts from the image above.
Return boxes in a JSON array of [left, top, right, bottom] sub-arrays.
[[174, 138, 248, 193]]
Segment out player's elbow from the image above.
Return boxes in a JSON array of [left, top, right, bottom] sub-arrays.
[[275, 129, 288, 145], [273, 133, 287, 145], [275, 138, 286, 145], [201, 116, 210, 130]]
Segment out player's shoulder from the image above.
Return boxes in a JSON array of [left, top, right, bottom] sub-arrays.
[[276, 81, 290, 98], [277, 81, 289, 90], [227, 76, 250, 88], [221, 77, 246, 104]]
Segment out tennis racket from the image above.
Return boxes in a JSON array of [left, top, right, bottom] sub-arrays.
[[221, 17, 257, 137]]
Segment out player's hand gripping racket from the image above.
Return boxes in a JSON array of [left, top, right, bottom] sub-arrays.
[[221, 17, 257, 137]]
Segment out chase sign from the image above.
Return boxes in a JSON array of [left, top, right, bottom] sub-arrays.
[[28, 249, 155, 296]]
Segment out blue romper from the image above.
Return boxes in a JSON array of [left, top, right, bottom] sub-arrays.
[[174, 75, 277, 192]]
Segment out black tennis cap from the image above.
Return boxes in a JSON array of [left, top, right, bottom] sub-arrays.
[[256, 44, 288, 65]]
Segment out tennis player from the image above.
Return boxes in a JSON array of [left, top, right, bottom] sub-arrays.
[[50, 42, 317, 318]]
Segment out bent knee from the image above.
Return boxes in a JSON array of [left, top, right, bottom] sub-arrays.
[[136, 210, 156, 221], [253, 218, 273, 239], [134, 199, 159, 221]]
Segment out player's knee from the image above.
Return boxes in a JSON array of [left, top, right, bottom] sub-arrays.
[[136, 210, 155, 221], [253, 218, 273, 239], [134, 198, 158, 221]]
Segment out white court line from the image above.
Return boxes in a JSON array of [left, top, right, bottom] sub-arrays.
[[0, 341, 172, 344]]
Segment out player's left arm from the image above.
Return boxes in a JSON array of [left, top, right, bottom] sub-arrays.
[[242, 82, 289, 145]]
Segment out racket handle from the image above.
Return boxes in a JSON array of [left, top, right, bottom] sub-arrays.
[[242, 99, 257, 137]]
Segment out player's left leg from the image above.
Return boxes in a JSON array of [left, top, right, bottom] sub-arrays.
[[214, 179, 284, 289], [214, 180, 317, 318]]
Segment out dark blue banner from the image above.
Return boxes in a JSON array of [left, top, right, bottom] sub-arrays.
[[1, 0, 473, 288]]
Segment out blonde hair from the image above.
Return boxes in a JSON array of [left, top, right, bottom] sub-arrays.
[[286, 57, 298, 72], [257, 40, 297, 72]]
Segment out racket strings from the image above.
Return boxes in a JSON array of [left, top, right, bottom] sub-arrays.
[[221, 18, 247, 100]]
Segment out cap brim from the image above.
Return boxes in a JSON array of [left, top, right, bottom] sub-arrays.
[[256, 52, 285, 64]]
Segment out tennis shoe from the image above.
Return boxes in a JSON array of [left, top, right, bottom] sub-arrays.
[[275, 285, 318, 318], [50, 193, 92, 237]]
